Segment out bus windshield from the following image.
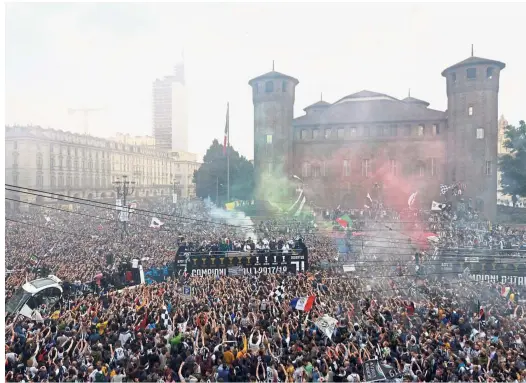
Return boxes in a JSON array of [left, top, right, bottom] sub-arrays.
[[5, 287, 32, 314]]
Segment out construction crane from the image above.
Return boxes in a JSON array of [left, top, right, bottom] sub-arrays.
[[67, 107, 104, 135]]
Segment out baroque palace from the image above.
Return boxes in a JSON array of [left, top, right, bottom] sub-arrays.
[[5, 126, 200, 209], [249, 54, 505, 220]]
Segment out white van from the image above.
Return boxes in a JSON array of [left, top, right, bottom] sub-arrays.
[[6, 275, 63, 319]]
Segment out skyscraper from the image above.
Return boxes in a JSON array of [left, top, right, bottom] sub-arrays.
[[152, 59, 188, 152]]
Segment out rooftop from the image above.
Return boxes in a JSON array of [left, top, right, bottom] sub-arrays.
[[248, 70, 299, 86], [294, 90, 445, 126], [441, 56, 506, 76]]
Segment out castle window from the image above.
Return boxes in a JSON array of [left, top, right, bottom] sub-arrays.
[[429, 158, 437, 177], [390, 124, 398, 137], [404, 124, 412, 136], [343, 160, 351, 176], [432, 124, 439, 136], [265, 81, 274, 93], [466, 68, 477, 79], [361, 159, 370, 178], [417, 161, 426, 177], [266, 134, 273, 144], [313, 129, 320, 139], [417, 125, 425, 136], [485, 160, 492, 176], [337, 128, 345, 139], [350, 127, 357, 137], [476, 128, 484, 139], [451, 72, 457, 83], [389, 159, 397, 176], [377, 125, 384, 136], [486, 67, 494, 79], [300, 129, 309, 140], [313, 164, 320, 178], [468, 106, 474, 116], [36, 172, 43, 188], [363, 126, 370, 137], [321, 161, 327, 176], [324, 129, 331, 139], [282, 81, 287, 92], [302, 162, 311, 178]]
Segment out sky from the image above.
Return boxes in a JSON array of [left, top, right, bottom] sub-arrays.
[[5, 3, 526, 160]]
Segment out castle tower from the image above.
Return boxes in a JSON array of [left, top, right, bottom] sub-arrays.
[[442, 52, 505, 220], [248, 68, 299, 200]]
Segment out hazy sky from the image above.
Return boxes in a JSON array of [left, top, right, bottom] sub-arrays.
[[5, 3, 525, 160]]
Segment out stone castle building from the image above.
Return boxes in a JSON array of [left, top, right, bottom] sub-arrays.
[[249, 54, 505, 220]]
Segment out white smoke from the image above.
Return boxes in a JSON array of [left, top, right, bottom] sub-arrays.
[[205, 199, 256, 240]]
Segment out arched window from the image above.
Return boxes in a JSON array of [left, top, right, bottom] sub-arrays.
[[312, 129, 320, 139], [265, 81, 274, 93], [417, 161, 426, 177], [312, 164, 320, 178], [302, 162, 311, 178], [451, 72, 457, 83], [300, 129, 310, 140], [282, 81, 287, 92]]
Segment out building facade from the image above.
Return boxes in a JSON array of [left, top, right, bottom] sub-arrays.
[[152, 60, 189, 152], [249, 55, 505, 220], [5, 126, 201, 209]]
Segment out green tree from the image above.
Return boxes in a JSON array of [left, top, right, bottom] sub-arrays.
[[499, 120, 526, 197], [193, 139, 254, 203]]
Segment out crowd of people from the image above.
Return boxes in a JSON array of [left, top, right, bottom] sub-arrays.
[[4, 195, 526, 382]]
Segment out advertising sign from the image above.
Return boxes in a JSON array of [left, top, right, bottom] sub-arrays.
[[174, 250, 309, 277]]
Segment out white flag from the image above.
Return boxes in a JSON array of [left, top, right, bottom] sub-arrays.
[[31, 310, 44, 323], [44, 216, 51, 223], [150, 217, 164, 228], [177, 321, 188, 333], [408, 191, 418, 207], [315, 314, 338, 339], [431, 201, 446, 211]]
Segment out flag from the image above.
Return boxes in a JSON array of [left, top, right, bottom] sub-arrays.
[[177, 321, 187, 333], [150, 217, 164, 229], [440, 184, 451, 195], [500, 286, 511, 298], [31, 310, 44, 323], [44, 215, 51, 223], [431, 201, 446, 211], [478, 300, 485, 322], [408, 191, 418, 207], [290, 296, 315, 312], [314, 314, 338, 339], [379, 362, 402, 380], [269, 284, 286, 302], [161, 307, 173, 330], [336, 214, 352, 228], [50, 310, 61, 320], [223, 102, 229, 155], [363, 359, 386, 382]]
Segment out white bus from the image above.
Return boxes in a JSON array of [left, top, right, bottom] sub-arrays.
[[6, 275, 63, 319]]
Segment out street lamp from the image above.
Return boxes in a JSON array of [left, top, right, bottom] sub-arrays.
[[172, 178, 181, 204], [113, 175, 135, 239]]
